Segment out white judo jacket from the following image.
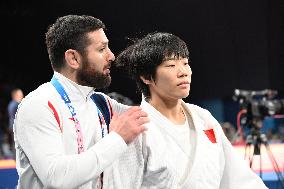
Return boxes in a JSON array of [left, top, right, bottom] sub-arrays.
[[104, 99, 268, 189]]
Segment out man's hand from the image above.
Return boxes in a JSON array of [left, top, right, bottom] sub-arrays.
[[109, 106, 149, 144]]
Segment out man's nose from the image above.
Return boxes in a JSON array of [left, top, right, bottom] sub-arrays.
[[108, 49, 115, 62]]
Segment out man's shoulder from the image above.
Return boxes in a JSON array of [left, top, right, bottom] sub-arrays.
[[93, 91, 108, 98], [20, 82, 57, 106]]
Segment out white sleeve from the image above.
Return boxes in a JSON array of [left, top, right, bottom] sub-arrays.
[[217, 126, 268, 189], [15, 97, 127, 189]]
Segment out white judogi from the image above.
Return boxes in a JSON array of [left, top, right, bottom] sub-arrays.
[[104, 99, 268, 189], [14, 72, 128, 189]]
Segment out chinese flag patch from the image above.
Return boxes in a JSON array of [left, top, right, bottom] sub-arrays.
[[203, 129, 217, 143]]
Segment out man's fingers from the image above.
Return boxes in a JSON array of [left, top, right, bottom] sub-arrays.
[[123, 106, 142, 116], [138, 124, 148, 133], [129, 110, 148, 120], [110, 107, 149, 143], [136, 117, 150, 125]]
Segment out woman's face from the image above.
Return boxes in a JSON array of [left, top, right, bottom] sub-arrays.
[[147, 57, 192, 101]]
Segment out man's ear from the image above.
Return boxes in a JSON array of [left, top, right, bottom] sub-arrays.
[[140, 75, 152, 85], [64, 49, 81, 69]]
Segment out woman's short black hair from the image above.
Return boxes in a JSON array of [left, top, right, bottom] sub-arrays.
[[116, 32, 189, 98]]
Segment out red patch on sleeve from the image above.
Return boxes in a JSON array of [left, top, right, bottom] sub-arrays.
[[48, 101, 62, 133], [203, 129, 217, 143]]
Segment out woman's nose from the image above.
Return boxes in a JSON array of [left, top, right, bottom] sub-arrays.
[[177, 65, 189, 77]]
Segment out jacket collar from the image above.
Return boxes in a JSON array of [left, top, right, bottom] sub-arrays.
[[53, 72, 95, 101]]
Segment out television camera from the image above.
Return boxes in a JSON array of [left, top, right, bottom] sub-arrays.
[[233, 90, 284, 187], [233, 89, 284, 128]]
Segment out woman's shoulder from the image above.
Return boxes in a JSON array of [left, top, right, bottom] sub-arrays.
[[184, 103, 212, 116]]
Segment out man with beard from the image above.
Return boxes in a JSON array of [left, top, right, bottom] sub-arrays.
[[13, 15, 149, 189]]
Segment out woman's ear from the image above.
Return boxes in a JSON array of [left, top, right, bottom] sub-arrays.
[[64, 49, 81, 69], [140, 75, 152, 85]]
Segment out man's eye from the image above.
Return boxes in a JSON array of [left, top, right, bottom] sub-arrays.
[[99, 47, 106, 52]]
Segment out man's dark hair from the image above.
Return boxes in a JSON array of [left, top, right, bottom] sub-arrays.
[[45, 15, 105, 71], [116, 32, 189, 98]]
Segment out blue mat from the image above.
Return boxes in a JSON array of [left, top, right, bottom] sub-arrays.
[[0, 168, 18, 189], [0, 168, 283, 189]]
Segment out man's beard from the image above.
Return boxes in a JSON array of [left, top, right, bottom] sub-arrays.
[[77, 59, 111, 89]]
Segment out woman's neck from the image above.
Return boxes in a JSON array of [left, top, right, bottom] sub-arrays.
[[149, 97, 185, 125]]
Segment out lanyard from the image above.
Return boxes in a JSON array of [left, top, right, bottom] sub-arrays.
[[51, 76, 109, 188], [51, 77, 85, 154], [97, 108, 108, 138]]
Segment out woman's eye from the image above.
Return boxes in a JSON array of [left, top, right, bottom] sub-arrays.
[[167, 65, 175, 67]]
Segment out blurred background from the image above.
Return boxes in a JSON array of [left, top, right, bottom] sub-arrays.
[[0, 0, 284, 188]]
